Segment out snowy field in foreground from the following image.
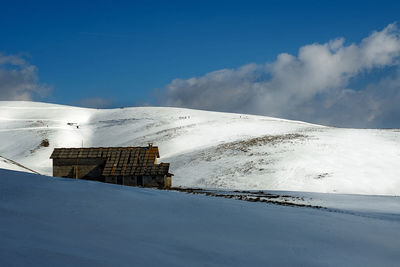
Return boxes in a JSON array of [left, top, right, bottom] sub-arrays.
[[0, 169, 399, 266], [1, 101, 400, 195]]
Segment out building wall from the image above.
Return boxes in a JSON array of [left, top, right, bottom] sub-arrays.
[[164, 176, 172, 188], [143, 175, 166, 187], [53, 158, 106, 181], [53, 158, 171, 188]]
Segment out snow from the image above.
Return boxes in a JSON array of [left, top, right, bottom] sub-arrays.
[[1, 101, 399, 265], [1, 101, 400, 195], [0, 169, 399, 266], [0, 156, 27, 172], [0, 155, 37, 173]]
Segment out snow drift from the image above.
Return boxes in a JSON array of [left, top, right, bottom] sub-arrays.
[[0, 169, 399, 266]]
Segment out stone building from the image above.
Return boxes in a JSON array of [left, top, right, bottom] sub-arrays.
[[50, 144, 172, 188]]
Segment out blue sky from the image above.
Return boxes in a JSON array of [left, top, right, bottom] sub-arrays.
[[1, 0, 400, 127]]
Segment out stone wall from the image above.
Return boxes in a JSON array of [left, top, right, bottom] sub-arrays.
[[105, 175, 168, 188], [53, 158, 106, 181], [53, 158, 171, 188]]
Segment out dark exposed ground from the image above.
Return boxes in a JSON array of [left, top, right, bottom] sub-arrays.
[[216, 133, 308, 152], [169, 187, 324, 209]]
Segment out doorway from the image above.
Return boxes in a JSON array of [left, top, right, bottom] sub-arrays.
[[137, 176, 143, 186]]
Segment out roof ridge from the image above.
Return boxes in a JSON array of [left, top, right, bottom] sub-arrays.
[[50, 146, 160, 159]]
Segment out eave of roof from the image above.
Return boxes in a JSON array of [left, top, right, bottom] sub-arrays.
[[102, 162, 171, 176]]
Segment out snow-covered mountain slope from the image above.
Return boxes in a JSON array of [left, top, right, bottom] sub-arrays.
[[0, 155, 28, 172], [1, 169, 399, 266], [1, 101, 400, 195], [0, 154, 39, 174]]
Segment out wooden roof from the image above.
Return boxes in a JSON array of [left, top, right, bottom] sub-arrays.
[[50, 146, 160, 159], [102, 162, 172, 177]]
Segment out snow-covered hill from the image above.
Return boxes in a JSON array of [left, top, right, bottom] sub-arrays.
[[0, 155, 29, 172], [1, 101, 400, 195], [1, 169, 399, 266]]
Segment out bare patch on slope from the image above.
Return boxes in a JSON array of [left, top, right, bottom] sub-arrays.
[[216, 133, 308, 153], [314, 173, 330, 180], [170, 188, 324, 209]]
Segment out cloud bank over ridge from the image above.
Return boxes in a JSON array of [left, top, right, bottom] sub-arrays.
[[0, 54, 51, 101], [165, 23, 400, 127]]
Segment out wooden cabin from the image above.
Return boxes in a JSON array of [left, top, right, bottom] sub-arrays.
[[50, 144, 173, 188]]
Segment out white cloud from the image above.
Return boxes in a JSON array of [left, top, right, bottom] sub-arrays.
[[0, 53, 51, 101], [164, 23, 400, 127]]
